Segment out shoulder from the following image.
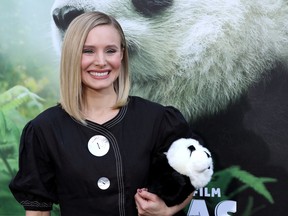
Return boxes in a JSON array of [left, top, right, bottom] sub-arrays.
[[128, 96, 171, 120], [128, 96, 166, 112], [127, 96, 187, 122], [29, 104, 69, 128], [34, 104, 65, 118], [129, 96, 162, 106]]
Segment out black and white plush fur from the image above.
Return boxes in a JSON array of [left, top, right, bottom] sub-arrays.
[[148, 138, 213, 207]]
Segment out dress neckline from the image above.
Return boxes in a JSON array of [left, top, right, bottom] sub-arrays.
[[85, 103, 128, 129]]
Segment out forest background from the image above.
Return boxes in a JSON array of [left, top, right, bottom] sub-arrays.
[[0, 1, 60, 215]]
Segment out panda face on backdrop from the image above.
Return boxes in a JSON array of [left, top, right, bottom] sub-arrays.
[[51, 0, 288, 122]]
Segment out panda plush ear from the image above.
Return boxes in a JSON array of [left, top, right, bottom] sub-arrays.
[[166, 138, 213, 189]]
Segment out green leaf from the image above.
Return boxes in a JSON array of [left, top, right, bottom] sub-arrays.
[[230, 167, 276, 203], [207, 166, 237, 195], [205, 166, 276, 206], [215, 166, 277, 203], [0, 85, 43, 112]]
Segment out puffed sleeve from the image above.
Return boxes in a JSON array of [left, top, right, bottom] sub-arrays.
[[9, 121, 58, 211], [153, 106, 193, 157]]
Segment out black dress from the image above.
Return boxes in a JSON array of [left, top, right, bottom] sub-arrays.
[[9, 96, 191, 216]]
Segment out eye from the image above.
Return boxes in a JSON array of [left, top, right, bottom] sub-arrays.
[[204, 151, 211, 158], [188, 145, 196, 156], [132, 0, 174, 17], [106, 48, 117, 54], [82, 48, 94, 54]]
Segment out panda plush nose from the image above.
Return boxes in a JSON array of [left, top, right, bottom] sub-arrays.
[[52, 6, 84, 32]]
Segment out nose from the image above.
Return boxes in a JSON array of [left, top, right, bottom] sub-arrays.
[[52, 6, 84, 32], [93, 53, 107, 67]]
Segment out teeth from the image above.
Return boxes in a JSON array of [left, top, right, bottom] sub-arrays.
[[90, 72, 109, 76]]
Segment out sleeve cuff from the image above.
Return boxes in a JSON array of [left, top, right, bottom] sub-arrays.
[[21, 200, 53, 211]]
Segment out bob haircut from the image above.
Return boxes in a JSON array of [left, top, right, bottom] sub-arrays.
[[59, 11, 130, 123]]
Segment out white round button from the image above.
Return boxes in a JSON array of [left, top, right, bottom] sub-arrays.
[[88, 135, 110, 157], [97, 177, 110, 190]]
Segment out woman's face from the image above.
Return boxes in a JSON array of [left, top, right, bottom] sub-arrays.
[[81, 24, 123, 94]]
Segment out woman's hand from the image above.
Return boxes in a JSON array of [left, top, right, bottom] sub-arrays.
[[134, 188, 193, 216], [26, 211, 50, 216]]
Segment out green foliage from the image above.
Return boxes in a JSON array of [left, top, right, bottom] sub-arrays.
[[0, 86, 43, 176], [227, 167, 276, 203], [0, 86, 44, 215], [0, 110, 19, 177], [0, 85, 60, 216], [204, 166, 276, 215], [0, 1, 58, 214], [0, 85, 43, 112]]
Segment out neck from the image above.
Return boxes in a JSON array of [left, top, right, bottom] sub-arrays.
[[82, 88, 119, 123]]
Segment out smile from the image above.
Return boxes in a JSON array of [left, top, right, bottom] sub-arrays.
[[89, 71, 109, 77]]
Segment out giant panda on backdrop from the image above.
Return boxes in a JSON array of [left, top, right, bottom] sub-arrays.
[[51, 0, 288, 215]]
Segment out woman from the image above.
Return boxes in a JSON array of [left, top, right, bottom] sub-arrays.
[[10, 11, 193, 216]]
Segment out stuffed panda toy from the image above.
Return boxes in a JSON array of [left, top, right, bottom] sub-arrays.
[[147, 138, 213, 207]]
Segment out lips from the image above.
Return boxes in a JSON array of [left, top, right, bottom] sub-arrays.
[[89, 71, 109, 77]]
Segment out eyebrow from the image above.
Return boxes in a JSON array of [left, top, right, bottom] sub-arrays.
[[83, 44, 121, 49]]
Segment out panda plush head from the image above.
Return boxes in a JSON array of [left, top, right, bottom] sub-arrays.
[[167, 138, 213, 189], [147, 138, 213, 207]]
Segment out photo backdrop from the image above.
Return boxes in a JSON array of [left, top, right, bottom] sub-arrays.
[[1, 1, 288, 215]]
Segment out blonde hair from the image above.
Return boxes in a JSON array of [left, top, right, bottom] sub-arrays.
[[59, 11, 130, 123]]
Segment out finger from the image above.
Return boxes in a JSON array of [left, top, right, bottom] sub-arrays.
[[135, 198, 145, 216], [135, 190, 150, 211], [137, 188, 157, 201], [135, 192, 145, 208]]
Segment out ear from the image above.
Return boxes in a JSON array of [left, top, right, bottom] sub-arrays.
[[120, 48, 124, 60]]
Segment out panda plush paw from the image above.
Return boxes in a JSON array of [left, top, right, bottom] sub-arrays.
[[147, 138, 213, 207]]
